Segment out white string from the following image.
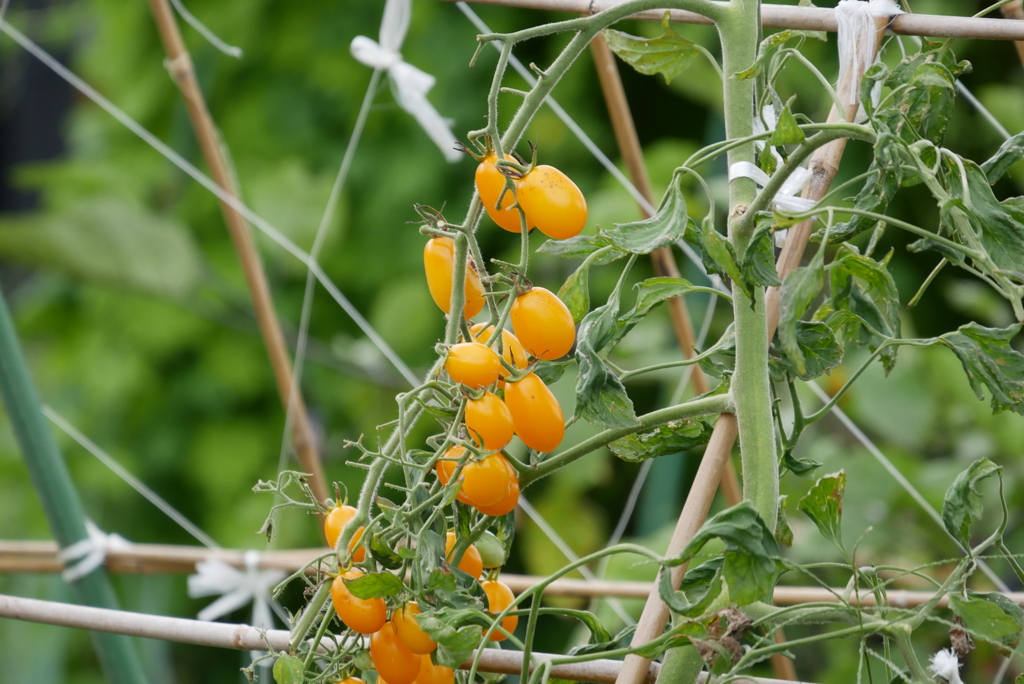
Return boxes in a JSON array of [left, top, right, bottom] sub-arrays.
[[57, 520, 131, 582], [956, 80, 1012, 141], [517, 495, 635, 626], [0, 19, 420, 390], [43, 405, 221, 551], [670, 291, 719, 405], [168, 0, 243, 59]]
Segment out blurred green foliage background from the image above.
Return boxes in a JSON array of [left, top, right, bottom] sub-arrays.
[[0, 0, 1022, 681]]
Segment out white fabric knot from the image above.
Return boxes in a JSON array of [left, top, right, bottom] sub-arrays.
[[350, 0, 461, 162], [929, 648, 964, 684], [58, 520, 131, 582], [188, 550, 286, 632], [729, 161, 815, 214], [836, 0, 903, 118]]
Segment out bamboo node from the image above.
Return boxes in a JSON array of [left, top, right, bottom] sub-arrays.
[[164, 53, 194, 81]]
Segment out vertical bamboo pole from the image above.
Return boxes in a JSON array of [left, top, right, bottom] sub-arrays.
[[1001, 1, 1024, 66], [145, 0, 328, 507], [0, 285, 148, 684], [588, 33, 744, 506]]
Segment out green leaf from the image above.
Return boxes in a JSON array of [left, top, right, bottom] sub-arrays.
[[782, 451, 822, 477], [767, 99, 805, 146], [419, 615, 486, 668], [702, 219, 749, 299], [669, 502, 782, 607], [740, 229, 782, 289], [775, 496, 794, 548], [568, 624, 635, 657], [982, 131, 1024, 184], [603, 13, 702, 85], [798, 471, 846, 552], [828, 246, 901, 372], [534, 359, 574, 385], [884, 46, 968, 145], [824, 136, 904, 244], [601, 181, 689, 254], [939, 323, 1024, 415], [777, 261, 824, 376], [941, 457, 1002, 548], [537, 234, 626, 264], [344, 571, 405, 599], [774, 321, 843, 379], [660, 557, 724, 617], [412, 529, 447, 591], [950, 592, 1023, 651], [574, 295, 638, 429], [614, 277, 721, 346], [558, 259, 592, 325], [608, 418, 714, 461], [0, 197, 204, 297], [273, 655, 305, 684]]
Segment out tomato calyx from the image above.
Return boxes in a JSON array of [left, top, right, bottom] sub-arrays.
[[496, 141, 539, 180]]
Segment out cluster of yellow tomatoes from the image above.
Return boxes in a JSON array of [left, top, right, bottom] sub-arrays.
[[326, 507, 517, 684]]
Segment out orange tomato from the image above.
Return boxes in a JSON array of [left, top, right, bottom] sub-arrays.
[[475, 153, 533, 233], [462, 453, 513, 507], [332, 570, 386, 634], [470, 323, 529, 388], [504, 373, 565, 453], [481, 580, 518, 641], [445, 531, 484, 579], [324, 505, 366, 563], [445, 342, 504, 389], [465, 392, 515, 451], [371, 622, 423, 684], [336, 678, 366, 684], [511, 287, 575, 360], [475, 459, 520, 517], [392, 602, 436, 655], [414, 655, 455, 684], [435, 446, 473, 504], [515, 165, 587, 240], [423, 237, 485, 319]]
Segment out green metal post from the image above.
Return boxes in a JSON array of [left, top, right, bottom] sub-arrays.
[[0, 284, 148, 684]]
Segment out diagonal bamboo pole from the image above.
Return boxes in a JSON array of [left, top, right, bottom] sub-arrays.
[[0, 286, 148, 684], [616, 13, 893, 684], [588, 33, 744, 508], [145, 0, 327, 506], [1002, 0, 1024, 65]]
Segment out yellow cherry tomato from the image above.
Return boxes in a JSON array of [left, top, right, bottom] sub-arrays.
[[414, 655, 455, 684], [475, 457, 520, 517], [462, 453, 513, 507], [470, 323, 529, 388], [332, 570, 386, 634], [515, 165, 587, 240], [324, 505, 366, 562], [481, 580, 519, 641], [445, 531, 484, 579], [511, 287, 576, 360], [435, 446, 474, 504], [392, 602, 436, 655], [371, 622, 422, 684], [465, 391, 515, 451], [423, 237, 485, 319], [504, 373, 565, 453], [445, 342, 504, 389], [476, 153, 533, 233]]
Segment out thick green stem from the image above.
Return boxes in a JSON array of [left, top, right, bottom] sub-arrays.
[[517, 393, 733, 487], [0, 285, 148, 684], [720, 0, 778, 532], [290, 581, 332, 652]]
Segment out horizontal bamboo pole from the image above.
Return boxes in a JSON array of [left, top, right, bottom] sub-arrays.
[[0, 591, 809, 684], [436, 0, 1024, 41], [3, 541, 1020, 608]]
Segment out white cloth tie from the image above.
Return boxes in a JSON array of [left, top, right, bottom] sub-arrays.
[[835, 0, 903, 119], [928, 649, 964, 684], [58, 520, 131, 582], [729, 161, 816, 214], [187, 550, 286, 646], [350, 0, 461, 162]]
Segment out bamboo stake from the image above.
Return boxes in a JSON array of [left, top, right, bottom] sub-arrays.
[[0, 592, 813, 684], [588, 33, 744, 507], [144, 0, 327, 506], [0, 288, 148, 684], [616, 11, 893, 684], [436, 0, 1024, 40], [1002, 0, 1024, 65]]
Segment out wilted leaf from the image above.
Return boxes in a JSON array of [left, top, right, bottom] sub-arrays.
[[613, 277, 722, 347], [603, 13, 703, 85], [608, 418, 714, 461], [782, 451, 822, 477], [884, 46, 967, 145], [798, 471, 846, 552], [534, 359, 574, 385], [981, 131, 1024, 184], [569, 624, 635, 657], [660, 557, 724, 617], [559, 259, 592, 325], [601, 181, 689, 254], [939, 323, 1024, 415], [777, 260, 824, 375], [775, 496, 794, 548], [0, 197, 204, 297], [537, 234, 626, 264], [941, 458, 1002, 548], [950, 592, 1023, 651], [344, 571, 405, 599], [774, 321, 843, 379], [740, 229, 782, 289], [828, 246, 900, 372], [574, 294, 638, 429], [702, 219, 748, 298], [273, 655, 305, 684]]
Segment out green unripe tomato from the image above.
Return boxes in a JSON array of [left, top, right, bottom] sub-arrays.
[[475, 531, 507, 568]]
